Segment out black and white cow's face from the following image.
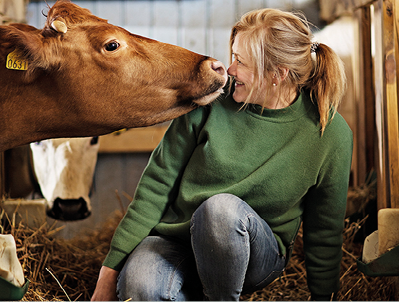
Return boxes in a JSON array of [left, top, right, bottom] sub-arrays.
[[30, 137, 99, 221]]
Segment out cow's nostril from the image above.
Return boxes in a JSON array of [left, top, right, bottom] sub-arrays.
[[211, 60, 227, 77], [58, 199, 83, 214]]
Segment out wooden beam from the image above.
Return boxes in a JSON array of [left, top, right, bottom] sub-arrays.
[[320, 0, 378, 23], [98, 125, 168, 153]]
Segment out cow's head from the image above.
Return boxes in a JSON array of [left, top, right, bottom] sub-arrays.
[[30, 137, 99, 221], [0, 0, 227, 151]]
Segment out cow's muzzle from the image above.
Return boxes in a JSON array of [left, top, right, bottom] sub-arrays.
[[47, 197, 91, 221]]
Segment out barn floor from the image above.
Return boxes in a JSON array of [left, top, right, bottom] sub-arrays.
[[0, 208, 397, 301]]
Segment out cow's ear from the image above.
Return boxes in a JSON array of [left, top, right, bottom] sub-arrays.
[[1, 25, 62, 82]]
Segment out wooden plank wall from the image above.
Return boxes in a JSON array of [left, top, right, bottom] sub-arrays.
[[321, 0, 399, 209]]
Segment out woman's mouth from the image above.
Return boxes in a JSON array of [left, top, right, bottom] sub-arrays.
[[235, 80, 244, 86]]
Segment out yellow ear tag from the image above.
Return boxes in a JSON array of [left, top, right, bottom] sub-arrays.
[[6, 49, 28, 71]]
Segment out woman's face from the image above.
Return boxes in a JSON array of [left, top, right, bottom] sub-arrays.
[[228, 33, 297, 109], [227, 33, 256, 104]]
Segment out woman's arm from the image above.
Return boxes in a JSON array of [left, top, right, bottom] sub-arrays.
[[302, 118, 353, 299], [91, 266, 119, 301], [102, 106, 210, 270]]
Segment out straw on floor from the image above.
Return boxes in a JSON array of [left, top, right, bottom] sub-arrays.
[[0, 196, 397, 301]]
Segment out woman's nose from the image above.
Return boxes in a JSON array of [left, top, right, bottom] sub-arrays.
[[227, 62, 236, 77]]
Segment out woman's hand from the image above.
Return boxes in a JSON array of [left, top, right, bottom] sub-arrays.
[[91, 266, 119, 301]]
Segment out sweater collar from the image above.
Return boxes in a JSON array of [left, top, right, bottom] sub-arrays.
[[243, 91, 314, 122]]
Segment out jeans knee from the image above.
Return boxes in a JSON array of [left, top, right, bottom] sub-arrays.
[[195, 193, 242, 221], [190, 193, 245, 238], [117, 266, 143, 300]]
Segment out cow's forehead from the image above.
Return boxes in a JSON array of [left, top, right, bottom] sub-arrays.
[[46, 0, 106, 27]]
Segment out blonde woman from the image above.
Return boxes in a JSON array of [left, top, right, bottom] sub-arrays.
[[92, 8, 352, 301]]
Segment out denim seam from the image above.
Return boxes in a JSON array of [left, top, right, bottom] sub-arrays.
[[190, 215, 206, 297], [166, 256, 188, 301], [238, 215, 250, 295], [249, 213, 282, 257]]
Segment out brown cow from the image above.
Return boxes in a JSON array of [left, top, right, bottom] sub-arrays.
[[0, 0, 227, 151]]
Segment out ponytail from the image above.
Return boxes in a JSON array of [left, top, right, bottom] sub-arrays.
[[306, 43, 346, 134]]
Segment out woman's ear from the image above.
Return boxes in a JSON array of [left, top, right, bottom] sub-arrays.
[[278, 67, 290, 82], [272, 68, 289, 85]]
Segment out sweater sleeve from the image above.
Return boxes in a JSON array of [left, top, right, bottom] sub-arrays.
[[102, 107, 208, 271], [302, 118, 353, 298]]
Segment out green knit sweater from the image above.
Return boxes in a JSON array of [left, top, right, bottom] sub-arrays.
[[103, 90, 353, 298]]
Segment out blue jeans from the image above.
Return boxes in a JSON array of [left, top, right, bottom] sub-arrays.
[[117, 193, 286, 301]]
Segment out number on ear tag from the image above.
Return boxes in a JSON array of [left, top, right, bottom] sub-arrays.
[[6, 49, 28, 71]]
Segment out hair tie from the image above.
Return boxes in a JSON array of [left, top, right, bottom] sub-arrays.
[[311, 42, 319, 53]]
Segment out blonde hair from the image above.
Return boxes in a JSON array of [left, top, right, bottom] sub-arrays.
[[230, 8, 346, 134]]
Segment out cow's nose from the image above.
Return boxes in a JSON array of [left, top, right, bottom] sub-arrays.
[[47, 197, 91, 221], [211, 60, 228, 81]]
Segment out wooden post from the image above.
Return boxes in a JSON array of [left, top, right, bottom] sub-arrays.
[[374, 0, 399, 209], [383, 0, 399, 208], [0, 152, 4, 199], [354, 6, 376, 185], [360, 6, 376, 176]]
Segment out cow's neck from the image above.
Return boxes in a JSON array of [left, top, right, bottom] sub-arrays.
[[0, 79, 80, 151]]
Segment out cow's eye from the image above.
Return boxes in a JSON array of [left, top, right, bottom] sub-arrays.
[[105, 41, 120, 52]]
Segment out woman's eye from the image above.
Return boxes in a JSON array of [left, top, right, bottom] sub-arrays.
[[233, 55, 243, 65], [105, 41, 120, 51]]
